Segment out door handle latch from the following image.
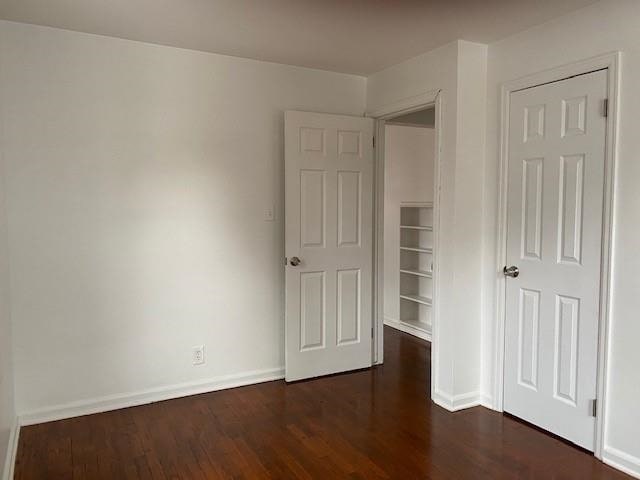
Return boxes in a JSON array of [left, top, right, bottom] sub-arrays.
[[289, 256, 301, 267], [503, 265, 519, 278]]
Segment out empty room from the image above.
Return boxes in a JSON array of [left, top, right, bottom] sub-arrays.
[[0, 0, 639, 478]]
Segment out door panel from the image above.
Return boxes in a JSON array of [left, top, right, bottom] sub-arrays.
[[285, 111, 374, 382], [504, 70, 607, 451], [518, 288, 540, 391], [300, 271, 326, 351], [558, 154, 584, 264], [337, 171, 361, 247], [337, 268, 360, 345], [521, 157, 543, 260], [554, 295, 579, 406], [300, 170, 326, 248]]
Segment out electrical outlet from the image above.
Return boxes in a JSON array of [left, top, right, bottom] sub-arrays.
[[192, 345, 204, 365]]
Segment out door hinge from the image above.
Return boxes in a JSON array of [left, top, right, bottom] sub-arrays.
[[590, 398, 597, 417], [371, 326, 374, 338], [284, 257, 288, 266], [373, 136, 376, 148], [603, 99, 609, 117]]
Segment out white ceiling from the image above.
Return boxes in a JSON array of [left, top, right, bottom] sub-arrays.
[[0, 0, 597, 75]]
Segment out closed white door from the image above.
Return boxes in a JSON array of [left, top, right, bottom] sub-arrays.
[[504, 70, 607, 450], [284, 111, 374, 382]]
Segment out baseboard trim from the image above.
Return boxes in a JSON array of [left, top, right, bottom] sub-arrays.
[[432, 389, 482, 412], [1, 417, 19, 480], [384, 317, 431, 342], [19, 367, 285, 427], [479, 394, 494, 410], [603, 446, 640, 479], [15, 371, 638, 480]]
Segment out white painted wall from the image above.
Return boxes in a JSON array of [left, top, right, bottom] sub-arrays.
[[0, 161, 15, 480], [383, 125, 435, 323], [0, 20, 366, 416], [368, 40, 488, 409], [450, 41, 488, 402], [482, 0, 640, 474]]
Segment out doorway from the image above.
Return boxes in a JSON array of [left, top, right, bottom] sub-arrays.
[[382, 108, 437, 342], [282, 103, 441, 387], [369, 100, 442, 400]]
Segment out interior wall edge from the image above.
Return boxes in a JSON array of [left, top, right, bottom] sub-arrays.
[[432, 389, 483, 412], [18, 367, 284, 427], [479, 394, 494, 409], [602, 446, 640, 480], [0, 417, 18, 480]]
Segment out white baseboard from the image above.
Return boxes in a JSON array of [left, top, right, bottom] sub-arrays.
[[432, 389, 482, 411], [603, 445, 640, 479], [12, 371, 637, 480], [19, 367, 284, 426], [384, 317, 431, 342], [480, 393, 494, 410], [1, 418, 19, 480]]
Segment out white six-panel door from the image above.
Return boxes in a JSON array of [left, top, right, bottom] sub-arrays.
[[284, 111, 374, 382], [504, 70, 607, 450]]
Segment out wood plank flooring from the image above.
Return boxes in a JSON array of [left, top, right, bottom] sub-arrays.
[[15, 327, 630, 479]]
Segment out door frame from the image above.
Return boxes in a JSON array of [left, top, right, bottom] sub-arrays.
[[494, 52, 621, 460], [367, 89, 443, 388]]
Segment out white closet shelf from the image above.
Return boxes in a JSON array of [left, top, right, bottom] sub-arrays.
[[400, 225, 433, 231], [400, 246, 433, 254], [396, 204, 435, 341], [400, 294, 433, 306], [400, 268, 432, 278], [400, 318, 432, 333], [401, 203, 433, 208]]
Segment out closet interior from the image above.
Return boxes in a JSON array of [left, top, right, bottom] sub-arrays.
[[383, 107, 436, 341]]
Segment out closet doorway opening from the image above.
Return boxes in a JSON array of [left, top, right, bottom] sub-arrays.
[[372, 98, 441, 393]]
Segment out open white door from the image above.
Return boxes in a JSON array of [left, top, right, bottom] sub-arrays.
[[504, 70, 607, 450], [285, 111, 374, 382]]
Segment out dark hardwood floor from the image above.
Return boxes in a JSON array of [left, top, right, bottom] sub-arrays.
[[15, 326, 629, 479]]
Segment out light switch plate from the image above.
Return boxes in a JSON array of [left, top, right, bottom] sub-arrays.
[[264, 206, 275, 222]]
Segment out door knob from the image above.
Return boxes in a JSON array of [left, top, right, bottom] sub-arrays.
[[289, 256, 301, 267], [503, 265, 519, 278]]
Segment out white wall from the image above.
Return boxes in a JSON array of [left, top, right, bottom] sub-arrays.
[[368, 40, 488, 408], [383, 125, 435, 322], [450, 41, 488, 402], [482, 0, 640, 474], [0, 20, 366, 417], [0, 159, 15, 480]]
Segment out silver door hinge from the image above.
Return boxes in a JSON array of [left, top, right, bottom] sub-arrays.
[[590, 398, 597, 417], [603, 99, 609, 118]]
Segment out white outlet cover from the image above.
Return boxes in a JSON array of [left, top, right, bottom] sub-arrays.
[[192, 345, 205, 365]]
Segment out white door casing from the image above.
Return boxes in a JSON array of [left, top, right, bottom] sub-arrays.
[[285, 111, 374, 382], [504, 70, 607, 451]]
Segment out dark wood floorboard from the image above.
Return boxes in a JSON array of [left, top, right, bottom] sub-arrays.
[[15, 326, 630, 479]]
